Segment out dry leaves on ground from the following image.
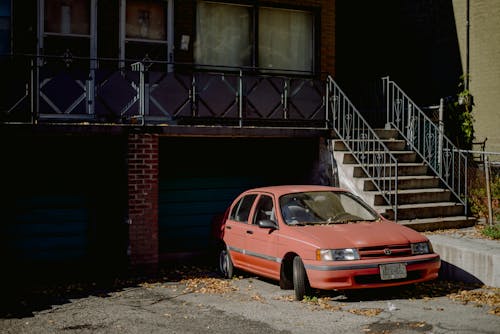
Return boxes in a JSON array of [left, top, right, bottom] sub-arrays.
[[423, 225, 495, 240], [347, 308, 383, 317], [180, 277, 239, 294], [448, 286, 500, 316]]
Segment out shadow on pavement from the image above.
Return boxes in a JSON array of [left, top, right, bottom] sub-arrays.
[[0, 258, 222, 319]]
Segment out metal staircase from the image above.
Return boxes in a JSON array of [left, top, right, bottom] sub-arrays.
[[327, 76, 476, 231]]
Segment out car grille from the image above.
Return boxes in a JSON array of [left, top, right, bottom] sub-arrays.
[[358, 244, 412, 259]]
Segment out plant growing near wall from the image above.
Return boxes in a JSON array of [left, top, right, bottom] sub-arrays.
[[469, 174, 500, 221], [445, 76, 475, 149], [480, 224, 500, 240]]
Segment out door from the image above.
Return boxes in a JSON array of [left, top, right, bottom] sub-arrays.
[[223, 193, 257, 268], [244, 194, 280, 279]]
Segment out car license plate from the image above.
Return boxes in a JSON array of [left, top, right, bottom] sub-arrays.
[[379, 263, 407, 280]]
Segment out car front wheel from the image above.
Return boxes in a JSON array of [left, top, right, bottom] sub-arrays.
[[218, 247, 234, 279], [293, 256, 310, 300]]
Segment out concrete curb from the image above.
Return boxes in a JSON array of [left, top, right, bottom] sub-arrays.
[[428, 234, 500, 287]]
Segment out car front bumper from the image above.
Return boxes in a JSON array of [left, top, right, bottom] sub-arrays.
[[304, 254, 441, 290]]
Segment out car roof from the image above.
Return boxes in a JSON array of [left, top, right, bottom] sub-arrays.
[[242, 185, 348, 197]]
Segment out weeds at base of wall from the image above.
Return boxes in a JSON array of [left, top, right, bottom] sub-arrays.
[[468, 173, 500, 223]]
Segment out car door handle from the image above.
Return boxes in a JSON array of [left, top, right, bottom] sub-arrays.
[[226, 226, 232, 230], [246, 230, 253, 234]]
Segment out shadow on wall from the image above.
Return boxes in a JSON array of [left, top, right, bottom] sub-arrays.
[[336, 0, 463, 125], [438, 260, 484, 285]]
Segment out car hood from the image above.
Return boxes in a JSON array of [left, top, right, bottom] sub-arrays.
[[290, 221, 427, 248]]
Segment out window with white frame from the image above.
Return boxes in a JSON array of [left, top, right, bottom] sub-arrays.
[[40, 0, 96, 59], [126, 0, 165, 41], [120, 0, 173, 63], [44, 0, 90, 36], [194, 1, 315, 73]]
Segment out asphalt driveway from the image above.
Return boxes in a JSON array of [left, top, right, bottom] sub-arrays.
[[1, 265, 499, 334]]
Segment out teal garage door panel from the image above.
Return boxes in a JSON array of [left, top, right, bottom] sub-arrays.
[[4, 194, 89, 263], [159, 137, 317, 253], [159, 176, 264, 252]]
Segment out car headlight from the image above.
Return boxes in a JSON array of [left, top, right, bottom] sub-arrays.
[[411, 242, 432, 254], [317, 248, 360, 261]]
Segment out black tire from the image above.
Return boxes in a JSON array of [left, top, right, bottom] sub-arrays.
[[293, 256, 309, 300], [279, 261, 293, 290], [218, 246, 234, 279]]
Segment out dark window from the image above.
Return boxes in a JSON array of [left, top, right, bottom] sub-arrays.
[[194, 1, 315, 73], [230, 194, 257, 223], [123, 0, 169, 61], [253, 195, 275, 225], [45, 0, 90, 36], [0, 0, 11, 54]]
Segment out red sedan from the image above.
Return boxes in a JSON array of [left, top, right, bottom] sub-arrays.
[[216, 185, 441, 300]]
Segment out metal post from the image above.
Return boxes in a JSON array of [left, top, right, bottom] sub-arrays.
[[191, 75, 196, 117], [383, 76, 391, 129], [167, 0, 174, 73], [238, 70, 243, 127], [283, 79, 288, 120], [88, 0, 97, 116], [139, 63, 145, 121], [438, 98, 444, 175], [325, 79, 330, 129], [30, 59, 36, 124], [485, 156, 493, 226], [407, 103, 413, 145]]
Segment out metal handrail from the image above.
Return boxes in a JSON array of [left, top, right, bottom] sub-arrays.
[[383, 76, 468, 214], [327, 76, 399, 220]]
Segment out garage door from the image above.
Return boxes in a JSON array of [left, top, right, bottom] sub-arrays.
[[0, 135, 128, 280], [4, 194, 89, 264], [159, 137, 317, 253]]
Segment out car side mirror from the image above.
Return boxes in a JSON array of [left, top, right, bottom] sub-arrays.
[[258, 219, 277, 229]]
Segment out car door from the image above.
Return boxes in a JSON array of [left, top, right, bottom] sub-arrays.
[[244, 194, 280, 280], [223, 193, 257, 268]]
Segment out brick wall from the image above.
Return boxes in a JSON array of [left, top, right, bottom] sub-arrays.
[[127, 133, 159, 271]]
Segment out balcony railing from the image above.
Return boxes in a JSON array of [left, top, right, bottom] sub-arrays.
[[0, 55, 328, 129]]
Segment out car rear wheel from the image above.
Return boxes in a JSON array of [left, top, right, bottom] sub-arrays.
[[293, 256, 310, 300], [219, 247, 234, 279]]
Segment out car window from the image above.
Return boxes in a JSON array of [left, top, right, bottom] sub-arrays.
[[229, 194, 257, 223], [252, 195, 275, 225], [280, 191, 378, 225]]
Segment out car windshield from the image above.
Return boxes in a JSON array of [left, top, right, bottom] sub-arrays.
[[279, 191, 379, 225]]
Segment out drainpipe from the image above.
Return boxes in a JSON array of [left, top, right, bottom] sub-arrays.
[[465, 0, 470, 90]]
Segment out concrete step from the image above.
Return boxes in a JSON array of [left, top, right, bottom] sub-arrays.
[[399, 216, 477, 232], [333, 139, 407, 151], [353, 163, 428, 177], [342, 151, 418, 164], [372, 188, 452, 205], [362, 175, 441, 191], [373, 128, 399, 139], [378, 202, 465, 220]]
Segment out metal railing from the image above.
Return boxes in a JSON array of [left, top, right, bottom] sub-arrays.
[[0, 54, 328, 128], [383, 76, 468, 214], [327, 76, 399, 220]]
